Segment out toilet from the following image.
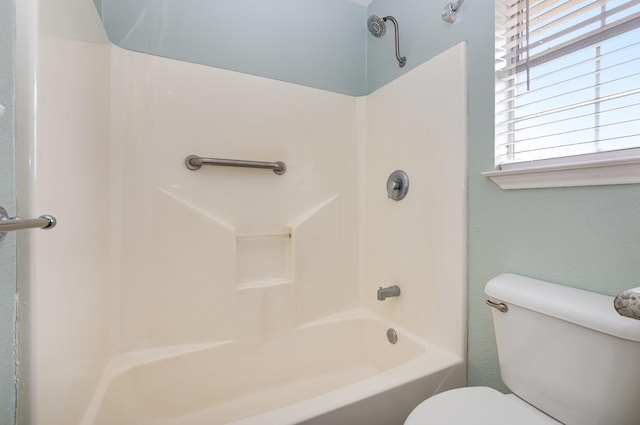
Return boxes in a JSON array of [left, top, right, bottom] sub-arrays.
[[405, 273, 640, 425]]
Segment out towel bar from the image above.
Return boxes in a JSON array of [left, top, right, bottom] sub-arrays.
[[0, 206, 57, 241]]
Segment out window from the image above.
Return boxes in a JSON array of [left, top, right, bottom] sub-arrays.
[[489, 0, 640, 188]]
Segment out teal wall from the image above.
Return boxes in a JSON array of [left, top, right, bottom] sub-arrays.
[[92, 0, 460, 96], [365, 0, 473, 93], [95, 0, 367, 95], [0, 0, 16, 423]]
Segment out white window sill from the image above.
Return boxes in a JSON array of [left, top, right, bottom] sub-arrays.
[[482, 156, 640, 190]]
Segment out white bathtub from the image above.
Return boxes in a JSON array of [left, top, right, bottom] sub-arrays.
[[82, 310, 464, 425]]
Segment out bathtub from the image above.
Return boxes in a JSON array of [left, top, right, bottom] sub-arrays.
[[81, 310, 465, 425]]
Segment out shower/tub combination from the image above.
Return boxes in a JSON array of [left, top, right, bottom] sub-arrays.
[[14, 1, 467, 424]]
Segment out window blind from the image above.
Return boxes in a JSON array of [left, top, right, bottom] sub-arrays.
[[495, 0, 640, 167]]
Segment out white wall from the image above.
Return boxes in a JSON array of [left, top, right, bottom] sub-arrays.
[[110, 46, 360, 351], [363, 43, 467, 356], [110, 43, 467, 357], [15, 0, 116, 424]]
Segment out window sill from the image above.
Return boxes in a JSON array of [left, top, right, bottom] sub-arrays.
[[482, 156, 640, 190]]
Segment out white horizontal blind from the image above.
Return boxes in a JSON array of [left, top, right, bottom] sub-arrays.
[[495, 0, 640, 167]]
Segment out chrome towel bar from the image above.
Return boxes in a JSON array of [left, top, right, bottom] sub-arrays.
[[0, 206, 57, 241], [185, 155, 286, 175]]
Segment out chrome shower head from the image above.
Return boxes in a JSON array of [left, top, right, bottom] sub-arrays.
[[368, 15, 386, 38], [367, 15, 406, 68]]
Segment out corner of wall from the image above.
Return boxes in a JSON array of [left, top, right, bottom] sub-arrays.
[[355, 96, 368, 305], [93, 0, 102, 19]]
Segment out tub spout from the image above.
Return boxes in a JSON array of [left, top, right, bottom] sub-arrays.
[[378, 285, 401, 301]]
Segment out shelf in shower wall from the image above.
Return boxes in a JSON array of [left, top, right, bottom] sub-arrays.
[[236, 277, 294, 290], [235, 230, 292, 288]]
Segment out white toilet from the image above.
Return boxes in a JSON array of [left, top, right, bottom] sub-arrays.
[[405, 273, 640, 425]]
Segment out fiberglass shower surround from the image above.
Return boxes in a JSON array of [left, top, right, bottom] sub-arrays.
[[16, 1, 467, 424]]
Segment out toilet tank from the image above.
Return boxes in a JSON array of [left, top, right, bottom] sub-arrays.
[[485, 274, 640, 425]]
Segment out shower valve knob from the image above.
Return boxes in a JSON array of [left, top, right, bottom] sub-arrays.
[[386, 170, 409, 201]]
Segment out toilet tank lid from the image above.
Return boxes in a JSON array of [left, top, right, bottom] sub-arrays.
[[485, 274, 640, 342]]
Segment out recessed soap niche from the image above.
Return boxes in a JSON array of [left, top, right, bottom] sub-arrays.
[[236, 230, 293, 288], [155, 188, 340, 291]]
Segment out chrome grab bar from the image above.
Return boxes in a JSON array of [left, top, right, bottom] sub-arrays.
[[0, 206, 57, 241], [185, 155, 286, 175]]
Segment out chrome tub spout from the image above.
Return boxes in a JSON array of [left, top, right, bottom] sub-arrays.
[[378, 285, 401, 301]]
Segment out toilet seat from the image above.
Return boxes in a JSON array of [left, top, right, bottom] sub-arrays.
[[404, 387, 562, 425]]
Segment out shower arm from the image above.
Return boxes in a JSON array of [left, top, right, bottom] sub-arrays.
[[383, 16, 406, 68]]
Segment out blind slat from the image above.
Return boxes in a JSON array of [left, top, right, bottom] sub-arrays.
[[498, 117, 640, 148], [507, 7, 640, 67], [497, 134, 640, 159], [498, 69, 640, 109], [497, 99, 640, 137], [502, 6, 640, 71], [495, 37, 640, 96], [504, 0, 573, 24], [496, 86, 640, 125], [504, 0, 608, 42]]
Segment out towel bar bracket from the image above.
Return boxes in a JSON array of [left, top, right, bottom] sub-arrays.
[[0, 206, 57, 241]]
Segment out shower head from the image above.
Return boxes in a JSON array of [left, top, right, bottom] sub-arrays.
[[368, 15, 386, 38], [367, 15, 406, 68]]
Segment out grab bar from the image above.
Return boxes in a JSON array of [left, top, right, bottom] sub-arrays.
[[185, 155, 286, 175], [0, 206, 57, 241]]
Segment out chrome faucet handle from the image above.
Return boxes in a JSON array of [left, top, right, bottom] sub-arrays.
[[386, 170, 409, 201]]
